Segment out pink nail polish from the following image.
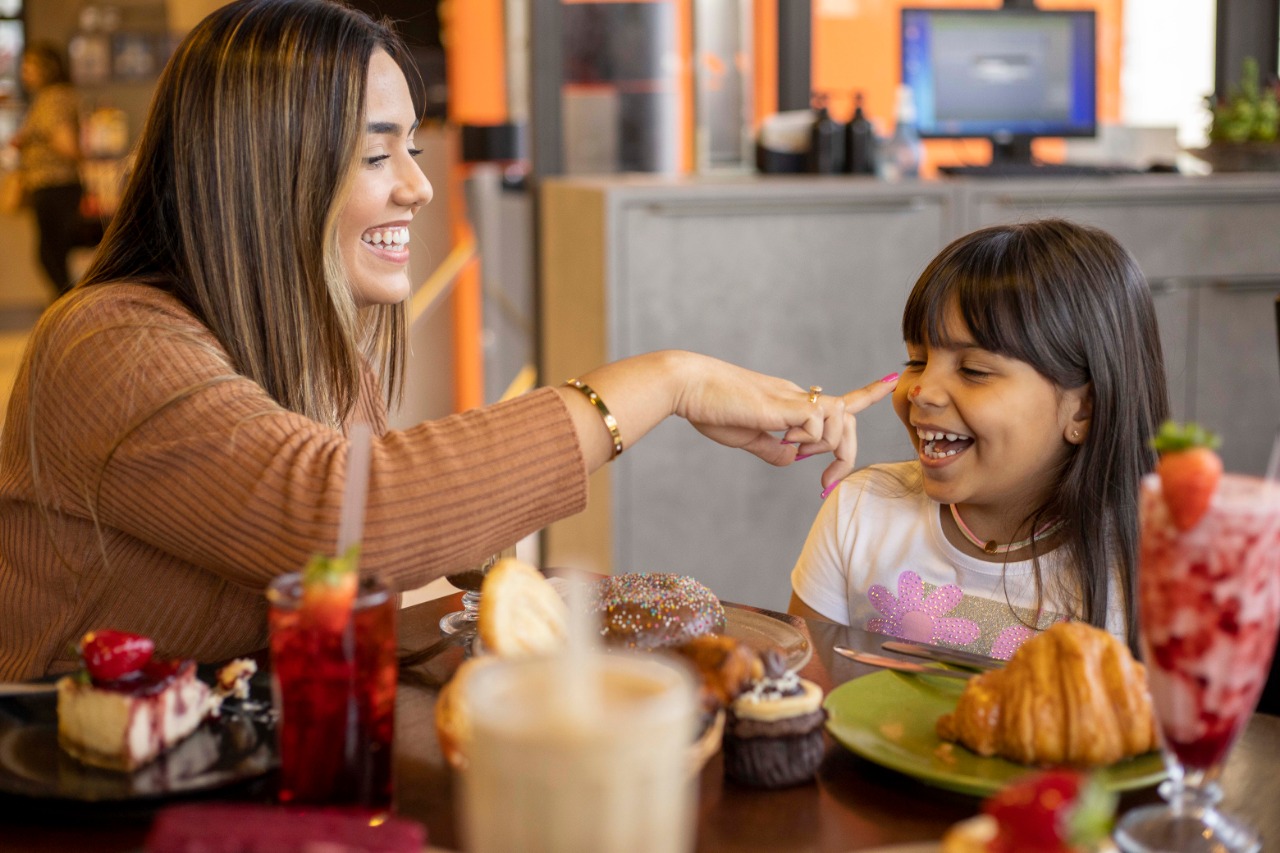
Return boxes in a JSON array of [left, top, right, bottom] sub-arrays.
[[780, 439, 797, 446], [880, 372, 900, 384], [795, 453, 813, 461], [821, 482, 837, 499]]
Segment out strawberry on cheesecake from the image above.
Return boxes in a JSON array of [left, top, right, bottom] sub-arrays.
[[56, 629, 252, 773]]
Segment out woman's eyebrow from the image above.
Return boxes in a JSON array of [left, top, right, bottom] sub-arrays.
[[366, 120, 420, 135]]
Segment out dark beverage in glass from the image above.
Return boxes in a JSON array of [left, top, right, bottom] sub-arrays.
[[267, 573, 398, 811]]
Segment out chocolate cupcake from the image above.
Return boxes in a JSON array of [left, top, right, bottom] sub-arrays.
[[723, 649, 826, 789]]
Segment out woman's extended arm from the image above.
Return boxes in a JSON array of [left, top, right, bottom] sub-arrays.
[[556, 351, 897, 493]]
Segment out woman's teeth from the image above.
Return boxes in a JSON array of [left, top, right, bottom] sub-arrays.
[[917, 428, 973, 459], [362, 227, 410, 248]]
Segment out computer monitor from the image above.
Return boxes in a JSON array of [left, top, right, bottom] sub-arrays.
[[900, 7, 1097, 167]]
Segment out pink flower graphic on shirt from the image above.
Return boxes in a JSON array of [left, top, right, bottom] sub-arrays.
[[991, 624, 1038, 660], [865, 571, 980, 646]]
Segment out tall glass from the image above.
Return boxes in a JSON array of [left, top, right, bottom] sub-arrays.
[[1116, 474, 1280, 853], [460, 652, 698, 853], [267, 573, 398, 812]]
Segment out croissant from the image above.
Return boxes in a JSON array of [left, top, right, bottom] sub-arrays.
[[936, 621, 1158, 767]]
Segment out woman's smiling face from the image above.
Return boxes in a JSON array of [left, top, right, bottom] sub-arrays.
[[892, 300, 1089, 517], [337, 49, 433, 308]]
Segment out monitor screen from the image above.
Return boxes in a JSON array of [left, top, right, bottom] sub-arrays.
[[901, 7, 1097, 161]]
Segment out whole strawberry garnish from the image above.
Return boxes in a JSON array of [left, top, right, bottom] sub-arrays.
[[79, 629, 155, 682], [984, 770, 1116, 853], [300, 545, 360, 633], [1151, 421, 1223, 531]]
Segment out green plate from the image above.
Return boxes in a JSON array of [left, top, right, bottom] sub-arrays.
[[824, 670, 1167, 797]]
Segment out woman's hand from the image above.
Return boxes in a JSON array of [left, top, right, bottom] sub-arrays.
[[556, 351, 897, 489], [675, 353, 898, 494]]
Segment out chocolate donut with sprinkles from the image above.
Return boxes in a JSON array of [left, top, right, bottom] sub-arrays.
[[591, 573, 727, 651]]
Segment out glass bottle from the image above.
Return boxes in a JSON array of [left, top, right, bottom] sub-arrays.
[[844, 90, 877, 175], [878, 84, 922, 181], [807, 93, 845, 175]]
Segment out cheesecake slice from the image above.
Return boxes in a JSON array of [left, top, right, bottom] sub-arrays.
[[57, 658, 214, 772]]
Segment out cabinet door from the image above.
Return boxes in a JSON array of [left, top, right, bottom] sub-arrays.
[[1149, 280, 1194, 422], [610, 192, 953, 609], [1193, 279, 1280, 475]]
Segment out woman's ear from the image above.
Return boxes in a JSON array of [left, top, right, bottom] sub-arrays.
[[1064, 384, 1093, 445]]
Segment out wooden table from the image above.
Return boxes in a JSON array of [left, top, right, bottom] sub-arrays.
[[4, 588, 1280, 852]]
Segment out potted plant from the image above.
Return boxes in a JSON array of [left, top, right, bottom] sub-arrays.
[[1197, 57, 1280, 171]]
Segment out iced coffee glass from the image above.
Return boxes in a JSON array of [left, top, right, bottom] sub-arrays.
[[266, 573, 398, 811], [1115, 473, 1280, 853], [460, 651, 698, 853]]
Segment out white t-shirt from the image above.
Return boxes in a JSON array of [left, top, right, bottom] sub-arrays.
[[790, 461, 1126, 660]]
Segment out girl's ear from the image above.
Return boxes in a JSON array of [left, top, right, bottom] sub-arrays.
[[1064, 383, 1093, 445]]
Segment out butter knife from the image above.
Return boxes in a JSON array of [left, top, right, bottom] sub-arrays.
[[833, 646, 975, 680], [880, 641, 1003, 672]]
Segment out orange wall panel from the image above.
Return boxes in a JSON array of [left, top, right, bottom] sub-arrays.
[[441, 0, 508, 126]]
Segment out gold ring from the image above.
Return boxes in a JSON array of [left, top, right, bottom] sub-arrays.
[[808, 385, 823, 404]]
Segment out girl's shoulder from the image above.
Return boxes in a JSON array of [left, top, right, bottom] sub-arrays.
[[844, 460, 925, 500]]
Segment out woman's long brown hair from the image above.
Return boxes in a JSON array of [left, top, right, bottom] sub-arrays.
[[77, 0, 415, 425]]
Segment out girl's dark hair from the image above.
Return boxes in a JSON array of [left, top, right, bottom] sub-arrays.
[[902, 218, 1169, 649]]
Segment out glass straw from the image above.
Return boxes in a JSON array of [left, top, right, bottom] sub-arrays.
[[560, 577, 602, 723], [336, 423, 373, 556]]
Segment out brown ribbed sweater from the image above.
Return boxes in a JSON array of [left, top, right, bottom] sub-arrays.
[[0, 284, 588, 679]]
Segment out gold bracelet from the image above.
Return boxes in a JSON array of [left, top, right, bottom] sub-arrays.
[[564, 378, 623, 458]]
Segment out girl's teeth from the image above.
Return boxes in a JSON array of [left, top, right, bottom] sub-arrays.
[[922, 440, 963, 459], [917, 429, 968, 441]]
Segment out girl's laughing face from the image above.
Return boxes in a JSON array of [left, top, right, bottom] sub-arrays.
[[892, 301, 1090, 523]]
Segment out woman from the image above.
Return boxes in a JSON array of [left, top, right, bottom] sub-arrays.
[[0, 0, 895, 680], [8, 42, 101, 295]]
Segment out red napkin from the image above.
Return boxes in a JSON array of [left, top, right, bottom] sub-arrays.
[[145, 803, 426, 852]]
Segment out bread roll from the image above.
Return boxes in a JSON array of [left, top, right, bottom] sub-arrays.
[[476, 558, 568, 657]]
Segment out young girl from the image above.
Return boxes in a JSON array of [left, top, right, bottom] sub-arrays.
[[789, 219, 1169, 657]]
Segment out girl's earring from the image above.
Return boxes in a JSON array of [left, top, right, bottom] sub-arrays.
[[1072, 429, 1081, 440]]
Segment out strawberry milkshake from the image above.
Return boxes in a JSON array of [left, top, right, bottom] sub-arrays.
[[1116, 422, 1280, 853], [1137, 474, 1280, 770]]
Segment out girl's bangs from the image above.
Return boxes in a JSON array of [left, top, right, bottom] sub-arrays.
[[905, 269, 1033, 357]]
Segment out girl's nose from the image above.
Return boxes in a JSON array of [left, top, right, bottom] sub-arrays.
[[909, 381, 943, 408]]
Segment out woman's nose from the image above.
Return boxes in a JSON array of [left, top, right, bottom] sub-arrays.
[[396, 161, 433, 211]]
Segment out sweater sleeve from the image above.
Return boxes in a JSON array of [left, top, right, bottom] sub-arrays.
[[24, 285, 588, 590]]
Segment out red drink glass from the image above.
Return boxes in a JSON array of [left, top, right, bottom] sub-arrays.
[[1116, 473, 1280, 853], [267, 573, 398, 811]]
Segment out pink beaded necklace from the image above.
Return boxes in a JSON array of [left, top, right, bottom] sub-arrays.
[[948, 504, 1065, 556]]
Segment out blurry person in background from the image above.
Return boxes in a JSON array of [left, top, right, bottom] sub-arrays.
[[6, 41, 103, 296]]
